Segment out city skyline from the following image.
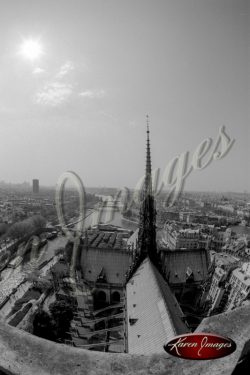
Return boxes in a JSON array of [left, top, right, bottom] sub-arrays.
[[0, 0, 249, 192]]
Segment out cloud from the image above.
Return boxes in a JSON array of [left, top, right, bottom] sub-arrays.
[[33, 61, 75, 107], [99, 111, 118, 122], [79, 89, 106, 99], [35, 82, 73, 106], [56, 61, 74, 79], [34, 61, 75, 106], [34, 61, 105, 107], [33, 67, 45, 75]]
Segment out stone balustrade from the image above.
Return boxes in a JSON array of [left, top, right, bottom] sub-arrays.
[[0, 304, 250, 375]]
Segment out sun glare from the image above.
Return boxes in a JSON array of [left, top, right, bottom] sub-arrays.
[[19, 39, 43, 61]]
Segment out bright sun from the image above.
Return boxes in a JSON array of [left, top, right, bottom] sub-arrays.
[[19, 39, 43, 61]]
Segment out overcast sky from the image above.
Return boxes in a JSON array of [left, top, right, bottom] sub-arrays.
[[0, 0, 249, 192]]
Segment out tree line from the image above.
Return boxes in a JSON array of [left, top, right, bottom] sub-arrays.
[[0, 215, 46, 241]]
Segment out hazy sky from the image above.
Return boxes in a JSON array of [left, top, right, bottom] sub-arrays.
[[0, 0, 249, 192]]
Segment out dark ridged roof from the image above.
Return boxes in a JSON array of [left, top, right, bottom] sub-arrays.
[[84, 228, 131, 250], [162, 249, 210, 284]]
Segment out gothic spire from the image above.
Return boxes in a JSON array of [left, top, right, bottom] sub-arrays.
[[145, 115, 152, 195], [137, 115, 157, 263]]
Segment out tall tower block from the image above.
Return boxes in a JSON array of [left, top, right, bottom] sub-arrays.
[[32, 179, 39, 194]]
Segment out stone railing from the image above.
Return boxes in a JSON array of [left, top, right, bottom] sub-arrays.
[[0, 304, 250, 375]]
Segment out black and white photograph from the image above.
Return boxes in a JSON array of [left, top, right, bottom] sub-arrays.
[[0, 1, 249, 374]]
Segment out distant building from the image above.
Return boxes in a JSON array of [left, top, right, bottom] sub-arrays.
[[225, 262, 250, 310], [157, 209, 179, 226], [32, 179, 39, 194], [207, 252, 240, 314], [216, 204, 235, 214], [223, 236, 249, 259], [179, 211, 195, 222], [211, 228, 228, 251], [160, 222, 210, 250]]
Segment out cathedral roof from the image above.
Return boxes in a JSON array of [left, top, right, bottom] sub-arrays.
[[83, 227, 131, 250], [126, 257, 188, 354], [162, 248, 210, 284]]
